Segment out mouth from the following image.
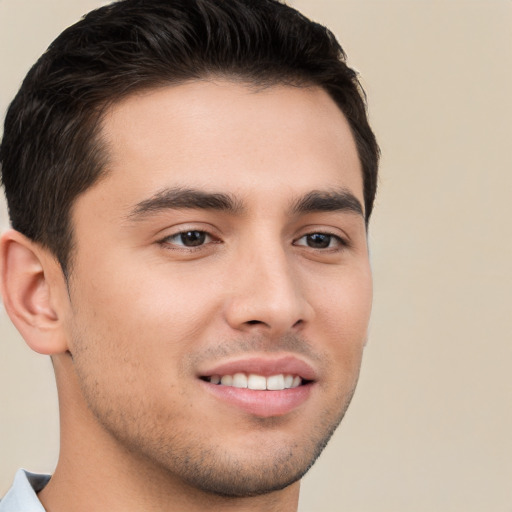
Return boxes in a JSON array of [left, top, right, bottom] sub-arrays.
[[200, 373, 308, 390], [197, 356, 316, 417]]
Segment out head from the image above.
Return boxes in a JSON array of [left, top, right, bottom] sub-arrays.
[[0, 0, 379, 505]]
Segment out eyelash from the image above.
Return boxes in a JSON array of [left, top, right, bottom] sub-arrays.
[[159, 230, 218, 250], [158, 229, 349, 252], [294, 231, 348, 251]]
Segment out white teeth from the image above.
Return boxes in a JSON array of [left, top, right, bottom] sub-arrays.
[[207, 373, 303, 390], [247, 374, 267, 390], [220, 375, 233, 386], [267, 374, 285, 390], [232, 373, 248, 388]]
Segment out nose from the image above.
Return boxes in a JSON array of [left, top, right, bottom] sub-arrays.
[[224, 243, 313, 336]]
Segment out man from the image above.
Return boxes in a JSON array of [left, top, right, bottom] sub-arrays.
[[0, 0, 379, 510]]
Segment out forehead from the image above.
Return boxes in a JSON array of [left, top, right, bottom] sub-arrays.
[[89, 80, 363, 213]]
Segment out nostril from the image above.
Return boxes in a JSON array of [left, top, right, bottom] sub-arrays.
[[246, 320, 264, 325]]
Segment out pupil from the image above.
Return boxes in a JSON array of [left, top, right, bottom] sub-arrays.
[[307, 233, 330, 249], [181, 231, 206, 247]]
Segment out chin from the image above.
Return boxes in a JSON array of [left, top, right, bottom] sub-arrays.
[[157, 410, 343, 499], [175, 450, 316, 498]]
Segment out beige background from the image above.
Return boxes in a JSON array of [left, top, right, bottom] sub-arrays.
[[1, 1, 511, 510]]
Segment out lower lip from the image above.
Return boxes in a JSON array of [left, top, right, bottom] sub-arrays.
[[200, 380, 313, 418]]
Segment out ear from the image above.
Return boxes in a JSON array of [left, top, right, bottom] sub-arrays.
[[0, 229, 70, 355]]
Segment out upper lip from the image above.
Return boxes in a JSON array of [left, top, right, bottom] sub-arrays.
[[197, 355, 317, 381]]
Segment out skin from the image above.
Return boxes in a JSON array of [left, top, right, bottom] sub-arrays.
[[1, 81, 372, 512]]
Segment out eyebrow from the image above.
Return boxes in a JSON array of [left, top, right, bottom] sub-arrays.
[[127, 185, 364, 222], [127, 187, 244, 219], [290, 189, 364, 218]]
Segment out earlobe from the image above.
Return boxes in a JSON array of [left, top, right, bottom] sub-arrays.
[[0, 229, 69, 355]]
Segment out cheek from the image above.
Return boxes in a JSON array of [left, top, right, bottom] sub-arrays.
[[313, 266, 372, 363], [67, 262, 222, 379], [73, 256, 214, 328]]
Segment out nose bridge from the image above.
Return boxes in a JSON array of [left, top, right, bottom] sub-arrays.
[[225, 234, 311, 334]]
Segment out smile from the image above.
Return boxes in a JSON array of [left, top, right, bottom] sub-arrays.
[[202, 373, 304, 390], [198, 356, 316, 417]]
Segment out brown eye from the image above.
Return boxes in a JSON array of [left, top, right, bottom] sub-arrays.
[[305, 233, 332, 249], [165, 230, 211, 247], [295, 232, 345, 250], [180, 231, 206, 246]]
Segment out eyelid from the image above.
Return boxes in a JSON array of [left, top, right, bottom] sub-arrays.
[[294, 232, 348, 249], [293, 225, 350, 246], [156, 224, 221, 250], [165, 231, 214, 247]]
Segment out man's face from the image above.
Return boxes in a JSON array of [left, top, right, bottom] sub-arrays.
[[64, 81, 372, 496]]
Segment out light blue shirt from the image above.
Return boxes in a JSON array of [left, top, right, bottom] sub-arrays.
[[0, 470, 49, 512]]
